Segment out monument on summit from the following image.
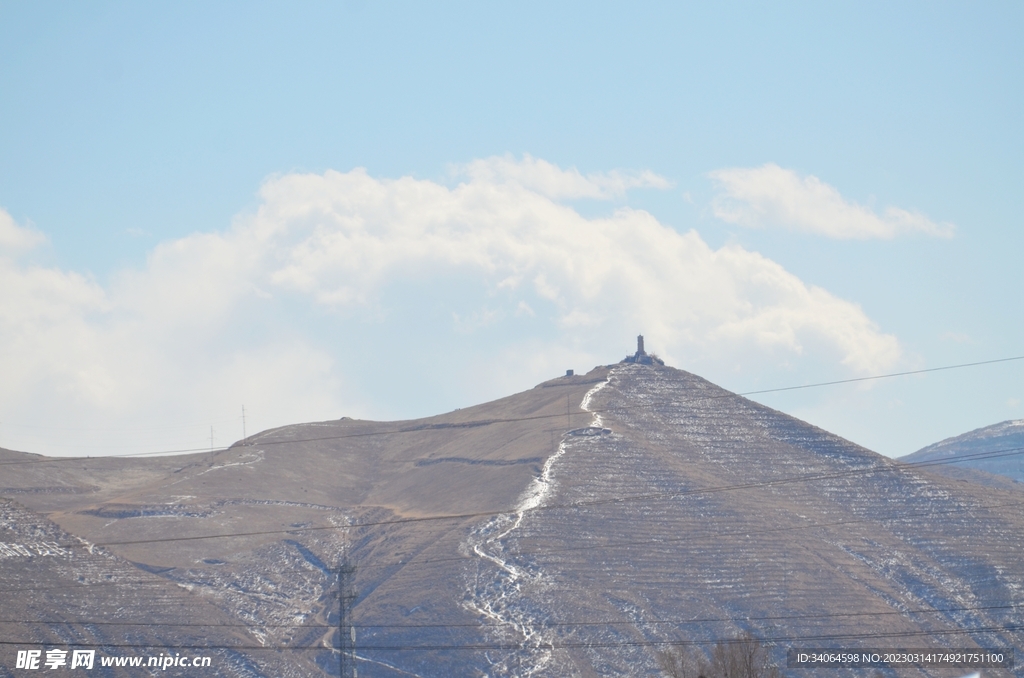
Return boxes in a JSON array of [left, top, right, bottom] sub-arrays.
[[622, 334, 664, 366]]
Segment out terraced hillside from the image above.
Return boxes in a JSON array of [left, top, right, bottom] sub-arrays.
[[1, 361, 1022, 677]]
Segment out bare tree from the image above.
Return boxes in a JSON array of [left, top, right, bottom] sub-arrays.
[[658, 633, 779, 678], [656, 644, 707, 678]]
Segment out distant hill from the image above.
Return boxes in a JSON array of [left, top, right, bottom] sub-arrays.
[[2, 361, 1023, 676], [901, 420, 1024, 484]]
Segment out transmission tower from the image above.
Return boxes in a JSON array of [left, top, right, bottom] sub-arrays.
[[338, 560, 357, 678]]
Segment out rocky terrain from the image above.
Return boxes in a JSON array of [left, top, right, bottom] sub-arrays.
[[2, 357, 1022, 677]]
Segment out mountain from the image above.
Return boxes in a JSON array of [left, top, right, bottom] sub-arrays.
[[2, 355, 1023, 677], [901, 420, 1024, 484]]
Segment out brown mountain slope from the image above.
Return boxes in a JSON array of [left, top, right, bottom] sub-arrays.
[[1, 362, 1022, 677], [478, 363, 1023, 676], [1, 370, 608, 675], [0, 498, 310, 677]]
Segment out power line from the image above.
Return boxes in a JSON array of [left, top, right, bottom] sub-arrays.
[[4, 492, 1023, 597], [0, 624, 1019, 652], [0, 581, 173, 595], [108, 444, 1024, 544], [2, 601, 1019, 631], [525, 444, 1024, 515], [0, 417, 241, 433], [734, 355, 1024, 396], [19, 444, 1024, 551], [1, 354, 1021, 465], [5, 493, 1024, 595], [350, 624, 1024, 651], [406, 496, 1024, 569]]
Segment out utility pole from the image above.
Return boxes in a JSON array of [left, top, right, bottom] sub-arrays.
[[338, 560, 356, 678], [783, 548, 787, 600], [242, 405, 247, 445], [210, 426, 214, 451]]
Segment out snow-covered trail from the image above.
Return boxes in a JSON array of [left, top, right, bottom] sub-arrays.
[[463, 372, 613, 677], [354, 653, 425, 677]]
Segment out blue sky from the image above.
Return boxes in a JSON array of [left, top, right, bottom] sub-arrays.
[[0, 1, 1021, 457]]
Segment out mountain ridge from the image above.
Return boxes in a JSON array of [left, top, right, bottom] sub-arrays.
[[1, 361, 1022, 676], [901, 419, 1024, 484]]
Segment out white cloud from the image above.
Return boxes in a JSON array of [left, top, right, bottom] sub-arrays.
[[458, 153, 672, 199], [0, 209, 47, 251], [251, 163, 898, 369], [709, 163, 954, 239], [0, 158, 903, 456]]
